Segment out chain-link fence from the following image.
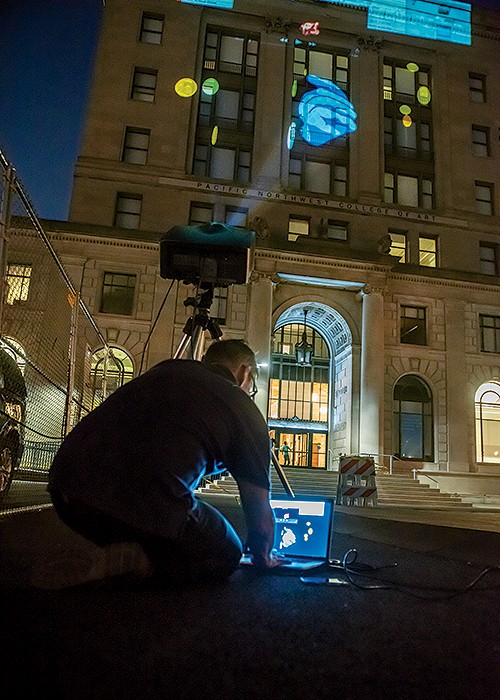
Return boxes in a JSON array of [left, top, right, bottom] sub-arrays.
[[0, 151, 117, 501]]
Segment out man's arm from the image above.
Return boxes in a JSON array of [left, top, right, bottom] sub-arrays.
[[235, 477, 282, 569]]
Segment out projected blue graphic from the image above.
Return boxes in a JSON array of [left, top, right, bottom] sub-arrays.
[[179, 0, 234, 8], [298, 75, 357, 147], [317, 0, 471, 46]]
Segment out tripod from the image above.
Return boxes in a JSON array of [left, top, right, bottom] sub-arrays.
[[172, 284, 294, 497], [173, 286, 222, 360]]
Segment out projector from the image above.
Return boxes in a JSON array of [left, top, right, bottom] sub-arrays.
[[160, 222, 255, 287]]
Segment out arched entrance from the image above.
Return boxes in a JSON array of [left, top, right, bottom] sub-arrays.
[[268, 303, 353, 469]]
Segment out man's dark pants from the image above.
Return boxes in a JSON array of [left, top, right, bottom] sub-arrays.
[[51, 491, 243, 584]]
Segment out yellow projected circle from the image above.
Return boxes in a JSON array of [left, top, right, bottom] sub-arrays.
[[406, 62, 419, 73], [211, 125, 219, 145], [417, 86, 431, 105], [175, 78, 198, 98], [202, 78, 219, 96], [402, 114, 413, 128], [399, 104, 412, 115]]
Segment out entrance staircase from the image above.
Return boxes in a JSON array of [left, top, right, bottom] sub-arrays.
[[197, 467, 472, 509]]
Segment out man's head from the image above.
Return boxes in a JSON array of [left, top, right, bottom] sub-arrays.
[[203, 339, 258, 397]]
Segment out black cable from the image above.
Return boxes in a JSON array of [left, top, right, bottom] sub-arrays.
[[329, 548, 500, 600], [138, 278, 175, 374]]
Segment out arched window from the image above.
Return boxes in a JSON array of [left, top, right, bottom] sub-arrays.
[[90, 346, 134, 408], [393, 375, 433, 460], [269, 323, 329, 422], [475, 382, 500, 464], [0, 337, 27, 375]]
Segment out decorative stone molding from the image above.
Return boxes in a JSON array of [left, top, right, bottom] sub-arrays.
[[357, 35, 384, 51], [249, 215, 270, 240], [264, 17, 290, 36], [249, 270, 280, 285], [357, 284, 390, 299]]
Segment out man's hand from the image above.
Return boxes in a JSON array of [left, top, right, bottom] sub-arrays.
[[251, 550, 288, 571]]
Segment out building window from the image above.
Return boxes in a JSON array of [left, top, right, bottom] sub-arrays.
[[139, 13, 164, 44], [131, 68, 157, 102], [212, 287, 228, 325], [400, 305, 426, 345], [288, 157, 347, 196], [195, 28, 258, 181], [388, 231, 407, 262], [480, 315, 500, 353], [4, 264, 31, 305], [479, 243, 498, 275], [294, 47, 349, 91], [122, 127, 150, 165], [472, 126, 490, 157], [475, 182, 494, 215], [189, 202, 214, 226], [393, 375, 433, 460], [99, 272, 136, 315], [114, 193, 142, 229], [269, 324, 330, 424], [289, 46, 351, 197], [419, 236, 437, 267], [385, 172, 433, 209], [288, 216, 310, 242], [383, 62, 430, 103], [225, 206, 248, 228], [194, 143, 251, 183], [91, 347, 134, 408], [198, 89, 255, 133], [325, 220, 348, 241], [469, 73, 486, 103], [475, 382, 500, 463], [204, 32, 259, 77]]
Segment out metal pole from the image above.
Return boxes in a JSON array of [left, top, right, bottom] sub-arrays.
[[0, 164, 15, 332], [63, 292, 79, 436]]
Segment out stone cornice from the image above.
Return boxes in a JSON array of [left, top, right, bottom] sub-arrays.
[[390, 271, 500, 294], [256, 248, 390, 274], [48, 232, 158, 252]]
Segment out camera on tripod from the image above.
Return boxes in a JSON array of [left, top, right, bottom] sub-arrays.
[[160, 222, 255, 287]]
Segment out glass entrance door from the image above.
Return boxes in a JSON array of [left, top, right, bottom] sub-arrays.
[[270, 430, 327, 469]]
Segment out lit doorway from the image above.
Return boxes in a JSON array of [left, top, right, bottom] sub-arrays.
[[270, 429, 327, 469]]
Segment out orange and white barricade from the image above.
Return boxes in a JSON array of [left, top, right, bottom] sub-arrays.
[[337, 456, 377, 506]]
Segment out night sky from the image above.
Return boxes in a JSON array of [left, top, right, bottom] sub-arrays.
[[0, 0, 496, 221]]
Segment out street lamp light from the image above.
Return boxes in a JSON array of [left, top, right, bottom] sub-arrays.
[[295, 308, 313, 365]]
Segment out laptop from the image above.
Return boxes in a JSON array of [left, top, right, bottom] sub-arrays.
[[240, 495, 335, 572]]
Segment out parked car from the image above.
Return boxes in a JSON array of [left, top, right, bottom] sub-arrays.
[[0, 348, 27, 494]]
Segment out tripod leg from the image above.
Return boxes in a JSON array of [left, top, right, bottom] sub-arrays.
[[173, 333, 194, 359], [271, 451, 295, 498]]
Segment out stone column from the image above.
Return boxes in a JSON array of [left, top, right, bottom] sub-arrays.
[[245, 272, 275, 417], [445, 300, 469, 471], [358, 285, 385, 457]]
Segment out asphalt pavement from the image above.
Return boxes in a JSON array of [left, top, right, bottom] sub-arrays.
[[0, 492, 499, 699]]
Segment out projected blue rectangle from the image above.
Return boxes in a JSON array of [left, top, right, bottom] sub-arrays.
[[367, 0, 471, 45], [179, 0, 234, 8], [317, 0, 471, 46]]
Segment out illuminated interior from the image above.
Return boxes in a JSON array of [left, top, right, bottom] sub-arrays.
[[475, 382, 500, 463]]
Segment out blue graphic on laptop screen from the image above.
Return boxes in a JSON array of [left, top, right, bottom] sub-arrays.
[[271, 499, 331, 558]]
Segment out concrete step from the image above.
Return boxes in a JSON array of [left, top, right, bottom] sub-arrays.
[[199, 472, 471, 509]]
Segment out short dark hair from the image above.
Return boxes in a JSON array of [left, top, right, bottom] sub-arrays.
[[203, 339, 257, 375]]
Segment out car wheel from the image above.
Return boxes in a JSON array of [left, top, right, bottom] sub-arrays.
[[0, 445, 15, 494]]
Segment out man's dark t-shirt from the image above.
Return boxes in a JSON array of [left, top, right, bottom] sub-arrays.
[[49, 360, 271, 538]]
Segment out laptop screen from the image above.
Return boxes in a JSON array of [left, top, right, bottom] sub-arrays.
[[270, 498, 333, 559]]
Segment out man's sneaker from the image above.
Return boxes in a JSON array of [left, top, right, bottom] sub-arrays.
[[30, 541, 155, 590]]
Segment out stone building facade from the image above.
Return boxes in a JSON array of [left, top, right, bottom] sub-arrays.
[[35, 1, 500, 481]]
